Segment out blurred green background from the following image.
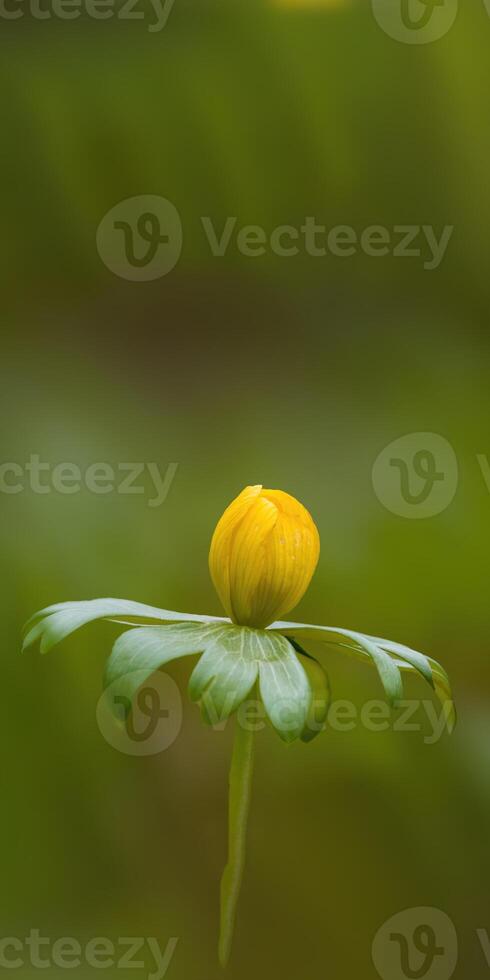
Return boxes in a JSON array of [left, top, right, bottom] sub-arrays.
[[2, 0, 490, 976]]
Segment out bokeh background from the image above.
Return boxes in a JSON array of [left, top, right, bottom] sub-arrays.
[[2, 0, 490, 976]]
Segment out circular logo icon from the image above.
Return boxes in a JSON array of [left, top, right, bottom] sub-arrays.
[[372, 432, 458, 519], [96, 669, 182, 756], [372, 907, 458, 980], [96, 195, 183, 281], [371, 0, 458, 44]]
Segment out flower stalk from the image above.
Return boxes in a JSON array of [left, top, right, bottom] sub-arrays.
[[219, 715, 255, 968]]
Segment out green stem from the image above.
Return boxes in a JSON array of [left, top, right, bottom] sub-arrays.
[[218, 715, 255, 968]]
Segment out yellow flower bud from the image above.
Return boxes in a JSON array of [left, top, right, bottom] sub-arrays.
[[209, 485, 320, 629]]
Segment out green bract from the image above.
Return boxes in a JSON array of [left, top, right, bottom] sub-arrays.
[[23, 597, 455, 738]]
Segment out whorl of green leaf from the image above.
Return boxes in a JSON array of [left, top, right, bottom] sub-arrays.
[[22, 599, 455, 736], [23, 602, 329, 742]]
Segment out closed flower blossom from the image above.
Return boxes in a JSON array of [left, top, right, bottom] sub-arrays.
[[209, 485, 320, 628]]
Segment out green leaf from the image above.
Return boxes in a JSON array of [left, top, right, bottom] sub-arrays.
[[296, 652, 330, 743], [349, 631, 404, 706], [427, 660, 456, 733], [256, 631, 310, 743], [272, 621, 403, 706], [188, 629, 258, 726], [22, 598, 227, 654], [271, 620, 455, 731], [368, 634, 434, 687], [363, 635, 455, 730], [23, 601, 321, 740], [271, 621, 375, 665], [190, 627, 311, 741], [103, 622, 221, 716]]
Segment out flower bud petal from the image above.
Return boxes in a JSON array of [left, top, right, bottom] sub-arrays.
[[209, 486, 320, 628]]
